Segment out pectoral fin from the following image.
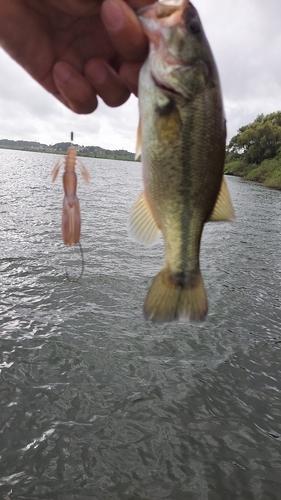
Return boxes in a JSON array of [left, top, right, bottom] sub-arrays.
[[128, 191, 160, 245], [208, 176, 235, 222]]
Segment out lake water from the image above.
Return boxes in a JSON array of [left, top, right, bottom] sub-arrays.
[[0, 149, 280, 500]]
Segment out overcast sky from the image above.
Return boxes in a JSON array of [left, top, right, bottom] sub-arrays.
[[0, 0, 280, 152]]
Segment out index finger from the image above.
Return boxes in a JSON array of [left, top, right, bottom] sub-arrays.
[[101, 0, 150, 62]]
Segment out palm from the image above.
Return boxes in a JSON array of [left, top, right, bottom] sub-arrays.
[[0, 0, 150, 112], [1, 2, 114, 94]]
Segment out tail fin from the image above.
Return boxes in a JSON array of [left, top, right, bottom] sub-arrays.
[[143, 269, 208, 324]]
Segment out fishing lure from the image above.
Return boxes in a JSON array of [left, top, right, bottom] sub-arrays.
[[52, 146, 90, 246]]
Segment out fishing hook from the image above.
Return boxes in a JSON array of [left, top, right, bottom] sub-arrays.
[[66, 242, 85, 282]]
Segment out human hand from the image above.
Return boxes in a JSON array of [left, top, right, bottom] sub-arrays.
[[0, 0, 152, 113]]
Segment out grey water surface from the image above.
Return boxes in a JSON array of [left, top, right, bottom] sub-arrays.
[[0, 149, 281, 500]]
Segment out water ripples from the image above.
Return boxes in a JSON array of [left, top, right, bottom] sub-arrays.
[[0, 150, 281, 499]]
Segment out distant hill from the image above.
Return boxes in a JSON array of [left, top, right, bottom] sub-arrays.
[[0, 139, 48, 149], [0, 139, 138, 162]]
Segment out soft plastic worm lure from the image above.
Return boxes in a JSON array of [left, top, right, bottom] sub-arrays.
[[52, 146, 90, 279]]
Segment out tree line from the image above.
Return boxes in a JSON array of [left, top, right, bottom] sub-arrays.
[[225, 111, 281, 189]]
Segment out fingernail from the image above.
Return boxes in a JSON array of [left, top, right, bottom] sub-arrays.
[[102, 0, 124, 31], [54, 64, 72, 83], [93, 66, 107, 86], [87, 62, 107, 86]]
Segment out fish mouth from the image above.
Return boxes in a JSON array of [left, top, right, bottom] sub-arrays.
[[138, 0, 185, 29], [151, 74, 179, 95], [150, 56, 193, 96], [138, 0, 185, 15]]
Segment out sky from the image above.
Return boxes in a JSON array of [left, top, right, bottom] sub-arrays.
[[0, 0, 280, 153]]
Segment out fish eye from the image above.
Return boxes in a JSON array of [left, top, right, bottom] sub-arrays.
[[189, 20, 201, 35]]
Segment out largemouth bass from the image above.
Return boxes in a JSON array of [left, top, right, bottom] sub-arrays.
[[128, 0, 235, 324]]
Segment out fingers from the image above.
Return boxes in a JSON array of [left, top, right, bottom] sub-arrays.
[[119, 61, 143, 96], [101, 0, 148, 62], [53, 62, 98, 113], [53, 59, 131, 112], [52, 0, 151, 112], [46, 0, 101, 16], [126, 0, 154, 8], [85, 58, 130, 107]]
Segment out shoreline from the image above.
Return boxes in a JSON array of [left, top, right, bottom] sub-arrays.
[[0, 142, 139, 163], [224, 154, 281, 191]]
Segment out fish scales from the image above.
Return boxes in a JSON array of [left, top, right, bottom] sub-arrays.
[[129, 0, 235, 323]]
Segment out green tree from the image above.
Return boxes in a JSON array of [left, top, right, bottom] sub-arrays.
[[226, 111, 281, 164]]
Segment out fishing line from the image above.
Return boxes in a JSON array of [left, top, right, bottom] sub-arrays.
[[66, 242, 85, 282]]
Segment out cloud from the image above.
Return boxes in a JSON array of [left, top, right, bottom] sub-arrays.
[[197, 0, 281, 140], [0, 49, 138, 152], [0, 1, 280, 149]]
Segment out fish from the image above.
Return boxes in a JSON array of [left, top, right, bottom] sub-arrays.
[[128, 0, 235, 324], [52, 146, 90, 246]]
